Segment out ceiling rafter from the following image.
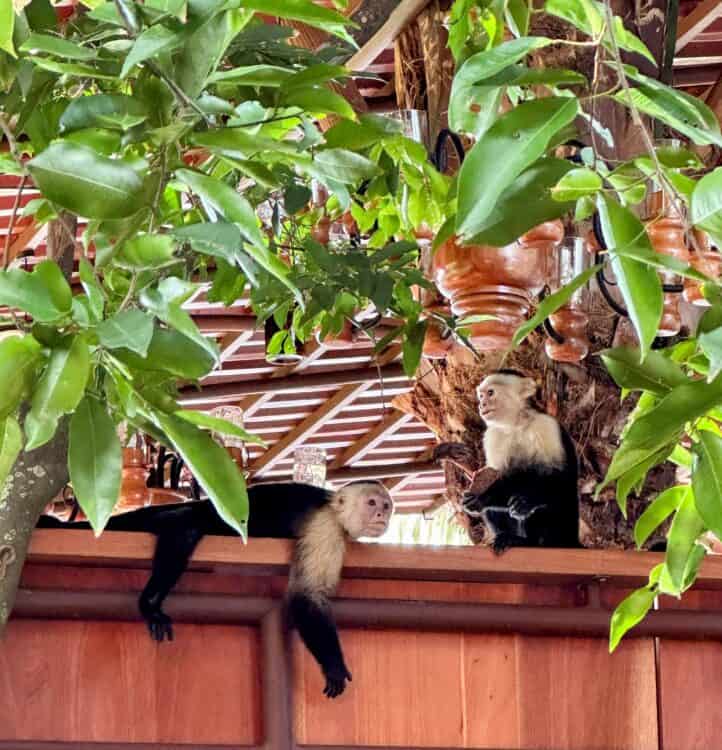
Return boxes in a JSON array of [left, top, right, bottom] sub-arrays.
[[676, 0, 722, 53], [330, 410, 411, 469], [249, 381, 373, 476]]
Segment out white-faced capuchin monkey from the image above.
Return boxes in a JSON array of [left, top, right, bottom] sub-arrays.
[[461, 370, 579, 553], [38, 480, 394, 698]]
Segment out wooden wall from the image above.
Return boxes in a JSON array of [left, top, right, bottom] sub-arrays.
[[1, 539, 722, 749]]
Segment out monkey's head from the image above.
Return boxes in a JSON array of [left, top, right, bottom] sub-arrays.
[[333, 480, 394, 539], [476, 370, 536, 427]]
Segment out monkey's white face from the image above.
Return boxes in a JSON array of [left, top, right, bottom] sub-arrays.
[[476, 374, 536, 428], [336, 482, 394, 539]]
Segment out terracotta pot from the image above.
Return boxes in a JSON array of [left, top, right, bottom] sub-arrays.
[[421, 304, 454, 359], [646, 191, 689, 337], [116, 448, 151, 513], [316, 318, 354, 349], [545, 308, 589, 363], [431, 221, 563, 350], [311, 216, 331, 245], [684, 230, 720, 307]]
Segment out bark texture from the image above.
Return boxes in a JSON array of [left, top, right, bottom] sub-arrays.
[[0, 213, 76, 632]]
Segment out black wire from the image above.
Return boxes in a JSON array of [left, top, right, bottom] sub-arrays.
[[431, 128, 466, 171]]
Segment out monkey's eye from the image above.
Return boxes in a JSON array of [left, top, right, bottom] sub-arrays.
[[368, 498, 376, 507], [383, 502, 390, 511], [487, 388, 494, 396]]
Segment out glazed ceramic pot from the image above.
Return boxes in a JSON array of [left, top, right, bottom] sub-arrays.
[[646, 191, 689, 336], [431, 221, 564, 350], [684, 230, 720, 307]]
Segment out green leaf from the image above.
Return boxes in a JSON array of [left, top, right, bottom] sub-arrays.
[[284, 183, 312, 215], [208, 63, 294, 86], [0, 416, 22, 490], [448, 36, 551, 137], [239, 0, 356, 46], [0, 0, 15, 57], [27, 57, 116, 79], [69, 395, 122, 535], [323, 113, 402, 150], [456, 97, 579, 239], [402, 320, 426, 376], [469, 158, 575, 246], [0, 260, 73, 323], [172, 222, 243, 264], [59, 94, 149, 133], [20, 32, 96, 61], [25, 336, 91, 450], [283, 85, 356, 121], [609, 585, 656, 652], [691, 169, 722, 246], [78, 258, 104, 321], [600, 347, 689, 395], [610, 241, 711, 284], [0, 336, 43, 419], [176, 169, 299, 302], [140, 277, 219, 363], [616, 446, 671, 517], [311, 149, 380, 184], [280, 63, 349, 90], [609, 16, 656, 66], [666, 487, 706, 591], [156, 413, 249, 537], [597, 195, 663, 359], [699, 326, 722, 380], [191, 127, 298, 158], [98, 310, 155, 357], [114, 327, 215, 379], [635, 485, 687, 548], [120, 24, 181, 78], [174, 409, 265, 446], [551, 167, 602, 201], [28, 142, 150, 220], [692, 431, 722, 540], [117, 233, 176, 269], [545, 0, 603, 36], [505, 0, 530, 36], [512, 263, 601, 346], [614, 71, 722, 147]]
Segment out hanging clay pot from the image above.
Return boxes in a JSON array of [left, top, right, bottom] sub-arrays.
[[116, 447, 152, 512], [646, 191, 689, 337], [544, 235, 591, 363], [431, 221, 563, 350], [316, 318, 355, 349], [421, 304, 454, 359], [684, 230, 720, 307]]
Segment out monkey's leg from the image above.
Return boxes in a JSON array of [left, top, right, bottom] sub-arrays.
[[287, 591, 351, 699], [139, 523, 204, 642]]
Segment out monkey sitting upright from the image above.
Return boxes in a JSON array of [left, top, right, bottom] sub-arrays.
[[461, 370, 579, 554]]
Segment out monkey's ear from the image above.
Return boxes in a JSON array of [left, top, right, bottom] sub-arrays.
[[519, 378, 537, 399]]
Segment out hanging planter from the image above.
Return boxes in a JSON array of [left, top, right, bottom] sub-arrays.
[[684, 230, 721, 307], [421, 303, 454, 359], [431, 220, 564, 350]]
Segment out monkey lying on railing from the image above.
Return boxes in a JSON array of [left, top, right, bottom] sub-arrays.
[[38, 480, 394, 698], [435, 370, 579, 553]]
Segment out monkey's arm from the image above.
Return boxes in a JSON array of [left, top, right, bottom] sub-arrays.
[[287, 592, 351, 699]]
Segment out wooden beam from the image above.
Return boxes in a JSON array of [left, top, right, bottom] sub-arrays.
[[219, 329, 256, 363], [347, 0, 431, 71], [675, 0, 722, 53], [28, 529, 722, 589], [5, 221, 42, 265], [330, 410, 411, 469], [249, 382, 372, 476], [179, 363, 407, 403]]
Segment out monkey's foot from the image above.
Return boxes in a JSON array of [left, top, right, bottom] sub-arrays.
[[323, 665, 352, 699], [144, 611, 174, 642], [491, 533, 527, 555]]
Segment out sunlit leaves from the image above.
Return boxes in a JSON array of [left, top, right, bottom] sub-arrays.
[[0, 0, 15, 57], [69, 396, 122, 535], [25, 336, 91, 450], [634, 486, 687, 548], [551, 167, 602, 201], [666, 488, 706, 591], [117, 234, 176, 269], [609, 585, 656, 652], [0, 336, 43, 419], [456, 97, 579, 239], [98, 310, 155, 357], [691, 169, 722, 247], [0, 260, 73, 323], [600, 347, 689, 395], [120, 24, 180, 78], [29, 142, 151, 219], [174, 410, 265, 446]]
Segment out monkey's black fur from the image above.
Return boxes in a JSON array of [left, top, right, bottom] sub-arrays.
[[38, 482, 356, 697], [464, 426, 580, 554]]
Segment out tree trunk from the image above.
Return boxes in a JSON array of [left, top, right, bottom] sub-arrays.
[[0, 213, 76, 632]]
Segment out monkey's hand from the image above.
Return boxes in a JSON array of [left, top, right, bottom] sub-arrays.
[[144, 610, 174, 642], [509, 497, 537, 519], [323, 664, 352, 699], [491, 533, 514, 555]]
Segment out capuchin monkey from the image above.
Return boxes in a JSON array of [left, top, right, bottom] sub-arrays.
[[38, 480, 394, 698], [461, 370, 579, 554]]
